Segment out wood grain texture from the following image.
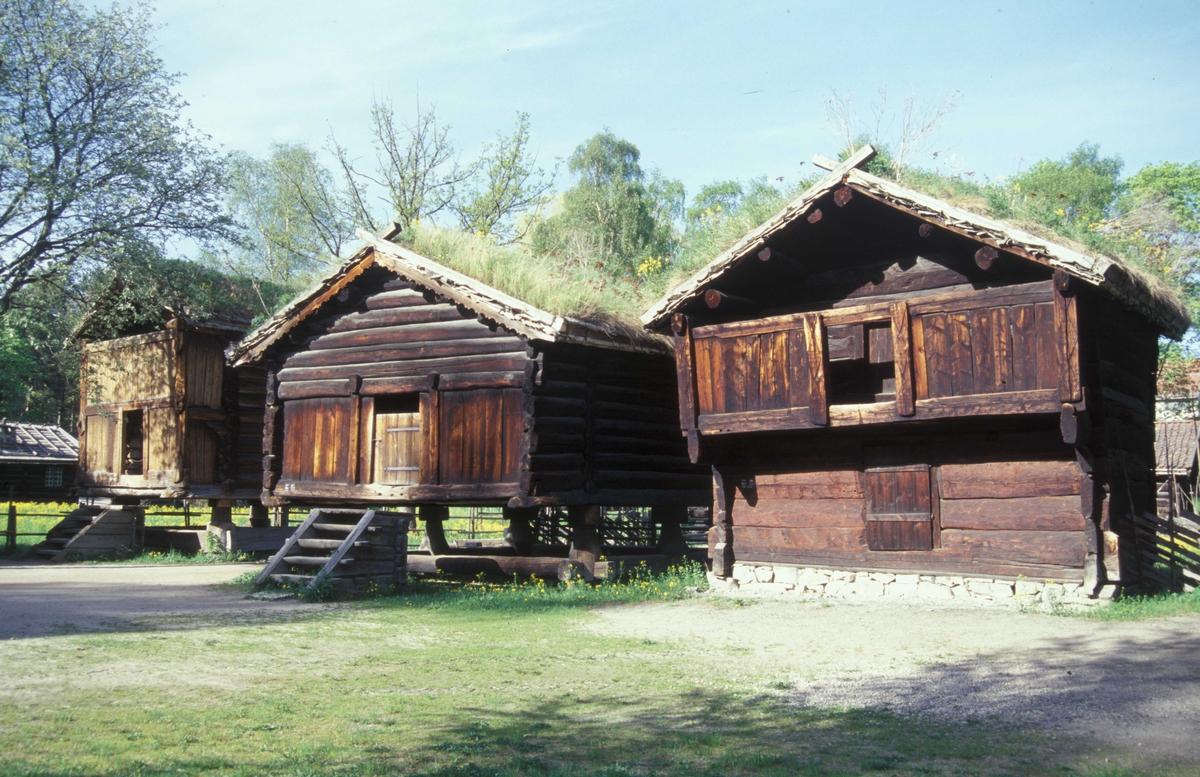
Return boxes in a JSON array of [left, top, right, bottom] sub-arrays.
[[805, 314, 828, 425], [890, 304, 913, 415], [940, 495, 1086, 531], [940, 529, 1086, 567], [939, 460, 1080, 499]]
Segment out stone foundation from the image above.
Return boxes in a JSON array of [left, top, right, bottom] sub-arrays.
[[712, 562, 1115, 606]]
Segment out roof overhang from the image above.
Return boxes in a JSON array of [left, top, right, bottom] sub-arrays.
[[229, 230, 670, 367], [641, 146, 1190, 338]]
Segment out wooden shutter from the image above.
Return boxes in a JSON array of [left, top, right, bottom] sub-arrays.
[[863, 449, 934, 551], [375, 411, 421, 485]]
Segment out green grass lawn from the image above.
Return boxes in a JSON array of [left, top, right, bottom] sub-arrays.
[[0, 569, 1187, 777]]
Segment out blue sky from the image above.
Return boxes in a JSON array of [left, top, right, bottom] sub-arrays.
[[152, 0, 1199, 200]]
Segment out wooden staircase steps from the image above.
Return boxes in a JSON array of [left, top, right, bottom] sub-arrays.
[[255, 508, 411, 593], [33, 506, 131, 561]]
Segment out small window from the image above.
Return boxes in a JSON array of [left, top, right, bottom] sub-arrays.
[[122, 409, 144, 476], [44, 466, 62, 488], [373, 395, 421, 485], [827, 323, 896, 405]]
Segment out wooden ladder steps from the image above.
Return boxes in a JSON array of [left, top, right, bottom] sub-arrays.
[[282, 555, 352, 567], [311, 522, 356, 533], [270, 573, 316, 586], [296, 538, 367, 551], [254, 508, 407, 593]]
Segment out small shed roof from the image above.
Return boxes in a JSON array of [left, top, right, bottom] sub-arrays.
[[641, 146, 1190, 338], [0, 422, 78, 463], [1156, 419, 1199, 476], [229, 229, 671, 367]]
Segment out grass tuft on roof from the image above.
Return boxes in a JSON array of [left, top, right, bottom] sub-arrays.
[[395, 224, 653, 332]]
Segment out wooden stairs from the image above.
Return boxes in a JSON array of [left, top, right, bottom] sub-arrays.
[[34, 506, 140, 561], [254, 508, 410, 593]]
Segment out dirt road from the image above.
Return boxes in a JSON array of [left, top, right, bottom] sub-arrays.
[[0, 560, 318, 638], [591, 596, 1200, 762]]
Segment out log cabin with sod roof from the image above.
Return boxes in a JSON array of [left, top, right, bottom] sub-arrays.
[[643, 146, 1191, 600], [228, 228, 710, 584]]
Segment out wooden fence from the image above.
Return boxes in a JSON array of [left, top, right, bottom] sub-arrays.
[[1134, 510, 1200, 592]]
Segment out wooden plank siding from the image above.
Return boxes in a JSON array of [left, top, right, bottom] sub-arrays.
[[687, 282, 1071, 436]]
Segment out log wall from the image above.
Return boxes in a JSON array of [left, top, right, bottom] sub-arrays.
[[267, 272, 532, 503], [263, 267, 707, 508], [720, 421, 1087, 579], [523, 344, 710, 507]]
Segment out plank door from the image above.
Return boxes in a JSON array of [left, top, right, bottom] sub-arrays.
[[863, 449, 934, 551], [373, 395, 421, 485]]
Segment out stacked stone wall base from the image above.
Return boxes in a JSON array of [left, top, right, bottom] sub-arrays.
[[713, 562, 1119, 607]]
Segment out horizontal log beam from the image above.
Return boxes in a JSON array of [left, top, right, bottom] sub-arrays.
[[704, 289, 755, 310], [696, 388, 1063, 435], [974, 246, 999, 270], [757, 247, 804, 272]]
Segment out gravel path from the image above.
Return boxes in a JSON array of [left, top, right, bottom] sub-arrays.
[[0, 560, 320, 638], [589, 595, 1200, 761]]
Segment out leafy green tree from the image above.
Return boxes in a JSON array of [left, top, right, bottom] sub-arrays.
[[452, 112, 556, 243], [1005, 143, 1125, 229], [531, 130, 682, 276], [0, 318, 38, 417], [221, 143, 353, 284], [0, 0, 229, 314]]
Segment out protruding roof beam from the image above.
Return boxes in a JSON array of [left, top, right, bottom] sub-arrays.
[[703, 289, 754, 310]]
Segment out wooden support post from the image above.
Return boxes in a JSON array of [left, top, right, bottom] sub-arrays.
[[502, 506, 537, 556], [566, 504, 603, 578], [209, 499, 233, 525], [419, 504, 451, 555], [672, 314, 698, 436], [804, 314, 828, 425], [891, 301, 915, 417], [1053, 272, 1082, 402], [652, 505, 689, 561], [710, 468, 734, 578], [6, 502, 15, 552], [249, 503, 270, 528]]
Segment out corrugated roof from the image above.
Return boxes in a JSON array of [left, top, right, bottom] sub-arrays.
[[1156, 420, 1199, 476], [0, 422, 78, 462]]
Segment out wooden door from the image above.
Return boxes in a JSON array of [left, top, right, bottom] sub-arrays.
[[863, 448, 934, 551], [375, 410, 421, 485]]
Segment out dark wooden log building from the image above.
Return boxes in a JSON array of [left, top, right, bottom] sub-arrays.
[[0, 422, 78, 502], [229, 229, 709, 579], [643, 147, 1190, 594]]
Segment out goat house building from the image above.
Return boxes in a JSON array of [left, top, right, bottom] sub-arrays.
[[229, 228, 709, 581], [643, 147, 1188, 600]]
